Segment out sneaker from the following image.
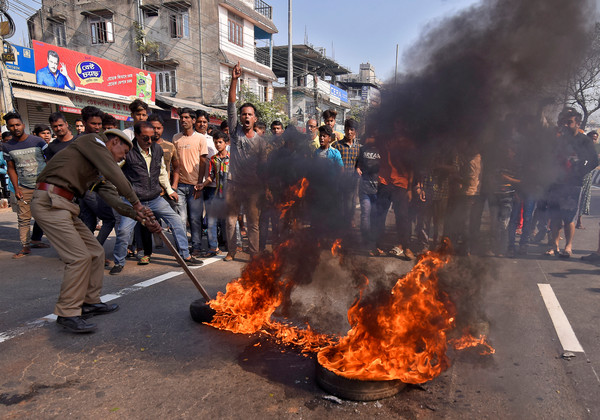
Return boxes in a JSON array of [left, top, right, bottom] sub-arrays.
[[137, 255, 150, 265], [109, 264, 124, 275], [202, 249, 222, 258], [184, 256, 204, 266]]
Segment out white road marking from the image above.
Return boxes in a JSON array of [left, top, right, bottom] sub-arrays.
[[0, 256, 224, 344], [538, 283, 584, 353]]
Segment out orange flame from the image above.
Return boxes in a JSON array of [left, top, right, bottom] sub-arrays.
[[450, 332, 495, 355], [278, 178, 309, 219], [331, 239, 342, 256], [317, 251, 456, 383], [207, 217, 492, 384]]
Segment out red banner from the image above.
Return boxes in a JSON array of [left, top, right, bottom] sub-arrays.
[[32, 40, 155, 104]]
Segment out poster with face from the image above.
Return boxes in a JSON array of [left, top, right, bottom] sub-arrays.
[[32, 40, 155, 104]]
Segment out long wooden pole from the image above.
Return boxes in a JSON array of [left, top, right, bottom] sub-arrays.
[[157, 230, 212, 302]]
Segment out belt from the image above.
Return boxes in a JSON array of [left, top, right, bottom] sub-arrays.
[[36, 182, 75, 201]]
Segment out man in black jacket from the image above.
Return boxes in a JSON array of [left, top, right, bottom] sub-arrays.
[[110, 121, 203, 274], [546, 108, 599, 258]]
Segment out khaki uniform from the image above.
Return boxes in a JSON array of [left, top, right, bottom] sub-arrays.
[[32, 133, 139, 317]]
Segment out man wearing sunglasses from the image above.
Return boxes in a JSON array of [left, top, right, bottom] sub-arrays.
[[110, 121, 203, 274]]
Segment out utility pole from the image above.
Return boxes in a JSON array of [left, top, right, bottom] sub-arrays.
[[394, 44, 398, 85], [287, 0, 293, 121]]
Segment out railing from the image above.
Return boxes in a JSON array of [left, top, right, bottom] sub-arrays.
[[254, 0, 272, 19], [255, 46, 270, 67]]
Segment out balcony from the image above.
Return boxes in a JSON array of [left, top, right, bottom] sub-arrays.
[[254, 0, 272, 19]]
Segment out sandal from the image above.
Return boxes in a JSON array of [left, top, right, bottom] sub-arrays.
[[559, 250, 572, 259], [30, 242, 50, 249], [202, 249, 221, 258], [137, 255, 151, 265], [13, 247, 31, 259], [544, 249, 559, 257], [388, 246, 405, 258]]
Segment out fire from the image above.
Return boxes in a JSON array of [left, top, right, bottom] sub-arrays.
[[278, 177, 309, 219], [208, 238, 337, 351], [205, 177, 493, 385], [450, 332, 495, 355], [331, 239, 342, 256], [317, 250, 456, 384]]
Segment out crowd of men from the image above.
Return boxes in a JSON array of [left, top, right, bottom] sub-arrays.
[[1, 62, 600, 333]]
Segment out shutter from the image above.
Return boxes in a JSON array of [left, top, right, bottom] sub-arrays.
[[25, 101, 53, 134]]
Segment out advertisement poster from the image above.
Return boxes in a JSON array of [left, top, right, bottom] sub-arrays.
[[3, 44, 36, 83], [32, 40, 155, 105]]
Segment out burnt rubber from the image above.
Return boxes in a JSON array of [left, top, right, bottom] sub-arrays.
[[315, 361, 406, 401], [190, 298, 216, 323]]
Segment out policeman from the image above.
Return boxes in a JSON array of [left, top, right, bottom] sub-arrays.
[[31, 129, 161, 333]]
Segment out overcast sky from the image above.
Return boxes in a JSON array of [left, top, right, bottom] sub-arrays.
[[8, 0, 481, 82]]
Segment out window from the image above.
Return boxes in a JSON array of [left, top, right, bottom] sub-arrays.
[[143, 8, 159, 26], [169, 11, 189, 38], [228, 12, 243, 47], [90, 15, 114, 44], [50, 21, 66, 47], [156, 70, 177, 94]]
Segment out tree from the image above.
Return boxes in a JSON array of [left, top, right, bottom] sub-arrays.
[[235, 83, 289, 127], [565, 22, 600, 129]]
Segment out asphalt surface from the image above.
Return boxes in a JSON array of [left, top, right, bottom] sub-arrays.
[[0, 191, 599, 419]]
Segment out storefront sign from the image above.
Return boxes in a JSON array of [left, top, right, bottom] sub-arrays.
[[330, 84, 348, 103], [3, 44, 35, 83], [61, 94, 133, 121], [32, 40, 155, 105]]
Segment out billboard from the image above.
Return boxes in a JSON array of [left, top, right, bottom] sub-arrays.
[[3, 44, 35, 83], [32, 40, 155, 104]]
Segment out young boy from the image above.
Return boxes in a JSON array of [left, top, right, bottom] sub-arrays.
[[33, 124, 53, 144], [315, 125, 343, 167], [202, 130, 230, 258]]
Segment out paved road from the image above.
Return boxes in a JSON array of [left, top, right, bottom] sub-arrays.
[[0, 192, 599, 419]]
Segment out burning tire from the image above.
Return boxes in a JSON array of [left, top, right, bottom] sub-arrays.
[[189, 298, 216, 323], [316, 361, 406, 401]]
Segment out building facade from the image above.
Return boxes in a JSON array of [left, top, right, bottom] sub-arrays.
[[27, 0, 278, 109]]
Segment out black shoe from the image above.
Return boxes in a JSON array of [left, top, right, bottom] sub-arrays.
[[184, 256, 204, 266], [56, 316, 97, 333], [82, 302, 119, 317], [109, 264, 124, 275]]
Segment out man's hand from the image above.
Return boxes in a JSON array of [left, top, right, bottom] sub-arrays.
[[193, 184, 204, 200], [133, 203, 161, 233], [169, 191, 179, 202], [232, 62, 242, 80], [59, 63, 69, 77], [14, 187, 23, 200]]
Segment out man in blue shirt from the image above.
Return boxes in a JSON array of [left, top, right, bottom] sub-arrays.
[[36, 50, 75, 90]]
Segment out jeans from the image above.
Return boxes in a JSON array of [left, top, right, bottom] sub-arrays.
[[490, 192, 514, 254], [507, 194, 536, 250], [114, 196, 190, 266], [78, 190, 117, 245], [259, 205, 280, 251], [226, 183, 260, 255], [175, 183, 204, 252], [374, 184, 410, 249], [204, 187, 219, 250], [359, 192, 377, 246]]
